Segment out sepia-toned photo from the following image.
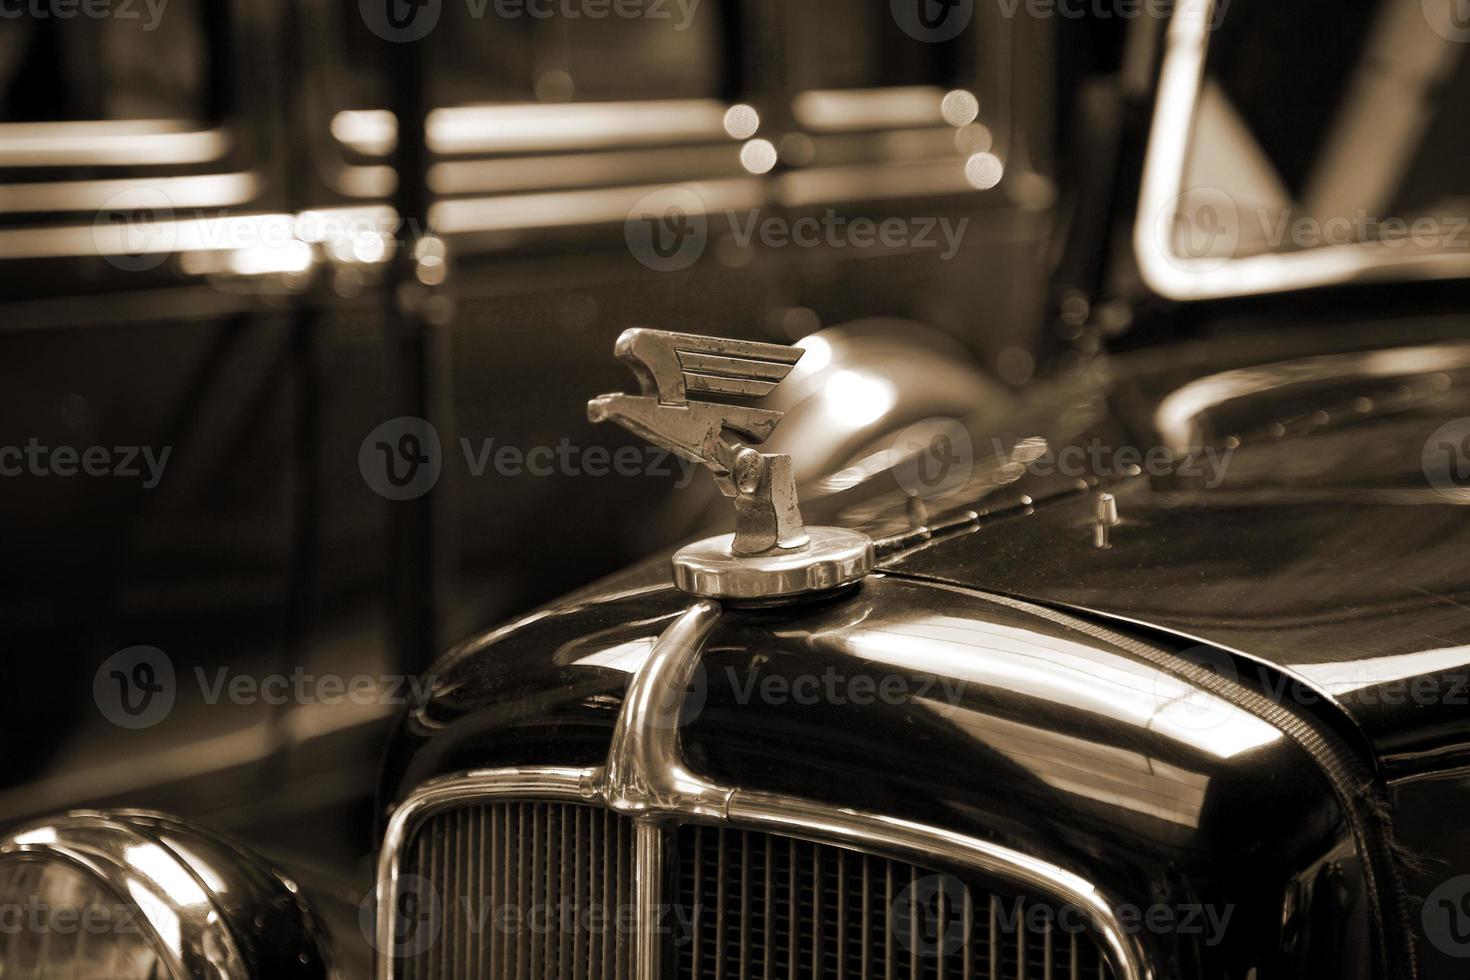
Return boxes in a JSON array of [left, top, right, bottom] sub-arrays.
[[1, 0, 1467, 977]]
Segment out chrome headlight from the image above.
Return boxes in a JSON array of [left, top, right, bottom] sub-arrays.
[[0, 810, 331, 980]]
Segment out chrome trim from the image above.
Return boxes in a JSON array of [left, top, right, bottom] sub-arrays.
[[1133, 0, 1470, 300], [376, 602, 1150, 980], [632, 821, 664, 980], [672, 527, 876, 601], [603, 599, 729, 817], [1154, 340, 1470, 451], [377, 767, 1148, 980], [374, 765, 600, 980], [0, 809, 330, 980]]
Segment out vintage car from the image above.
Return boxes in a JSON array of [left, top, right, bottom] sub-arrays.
[[3, 0, 1469, 979], [8, 315, 1470, 980]]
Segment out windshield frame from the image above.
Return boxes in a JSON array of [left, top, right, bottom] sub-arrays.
[[1133, 0, 1470, 301]]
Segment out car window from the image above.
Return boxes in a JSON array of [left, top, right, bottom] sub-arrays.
[[1192, 0, 1470, 257]]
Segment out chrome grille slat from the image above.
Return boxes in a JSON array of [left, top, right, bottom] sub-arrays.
[[716, 831, 727, 980], [860, 856, 872, 980], [763, 834, 780, 976], [738, 831, 751, 980], [961, 887, 973, 980], [692, 826, 704, 974], [787, 838, 798, 979], [395, 803, 1117, 980], [988, 895, 999, 980], [615, 809, 631, 980]]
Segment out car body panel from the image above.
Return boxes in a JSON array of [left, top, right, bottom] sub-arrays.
[[889, 484, 1470, 774], [385, 574, 1379, 979], [882, 335, 1470, 777]]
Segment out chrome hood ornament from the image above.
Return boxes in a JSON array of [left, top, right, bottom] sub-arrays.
[[589, 328, 874, 602]]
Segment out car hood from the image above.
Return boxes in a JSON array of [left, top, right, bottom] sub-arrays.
[[875, 329, 1470, 775]]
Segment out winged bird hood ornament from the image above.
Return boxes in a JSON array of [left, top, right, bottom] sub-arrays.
[[589, 329, 874, 602]]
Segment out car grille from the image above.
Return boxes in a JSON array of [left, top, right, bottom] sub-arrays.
[[396, 802, 1115, 980], [673, 825, 1113, 980], [398, 801, 637, 980]]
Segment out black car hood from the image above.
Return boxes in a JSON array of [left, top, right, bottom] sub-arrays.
[[377, 328, 1464, 980], [877, 330, 1470, 775]]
